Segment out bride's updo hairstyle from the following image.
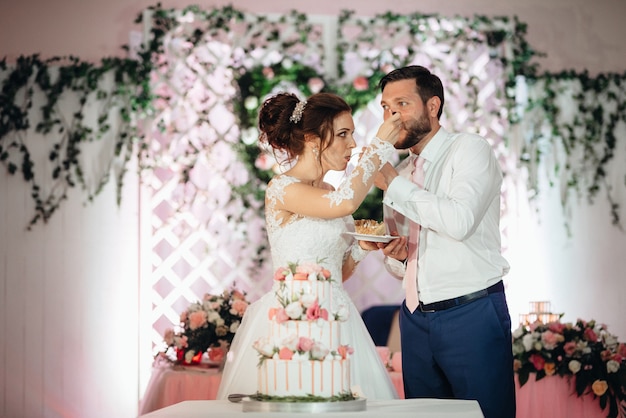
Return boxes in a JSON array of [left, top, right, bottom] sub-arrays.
[[258, 92, 351, 162]]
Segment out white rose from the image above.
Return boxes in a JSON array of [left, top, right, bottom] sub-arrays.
[[512, 326, 525, 339], [300, 293, 317, 308], [607, 359, 620, 373], [282, 334, 299, 351], [568, 360, 582, 374], [253, 338, 275, 358], [285, 301, 303, 319], [310, 342, 330, 360], [335, 305, 350, 321], [207, 311, 221, 324], [522, 334, 535, 352], [229, 321, 240, 333]]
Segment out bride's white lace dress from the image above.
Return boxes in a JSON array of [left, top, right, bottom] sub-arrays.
[[216, 139, 398, 400]]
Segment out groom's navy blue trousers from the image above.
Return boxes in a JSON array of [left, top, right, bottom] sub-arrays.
[[399, 289, 516, 418]]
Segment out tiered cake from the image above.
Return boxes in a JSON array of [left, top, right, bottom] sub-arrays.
[[252, 262, 354, 399]]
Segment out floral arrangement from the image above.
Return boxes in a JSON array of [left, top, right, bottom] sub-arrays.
[[512, 318, 626, 417], [156, 288, 250, 365]]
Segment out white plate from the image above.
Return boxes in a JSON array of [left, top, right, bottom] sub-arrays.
[[344, 231, 399, 243]]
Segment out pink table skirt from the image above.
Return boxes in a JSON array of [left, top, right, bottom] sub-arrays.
[[515, 374, 607, 418], [139, 366, 609, 418]]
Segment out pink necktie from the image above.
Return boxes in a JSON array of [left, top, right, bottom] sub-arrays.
[[404, 156, 425, 313]]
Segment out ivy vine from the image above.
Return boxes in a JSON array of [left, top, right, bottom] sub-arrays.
[[0, 54, 151, 228]]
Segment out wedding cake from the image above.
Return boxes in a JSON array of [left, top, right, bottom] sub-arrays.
[[252, 262, 354, 400]]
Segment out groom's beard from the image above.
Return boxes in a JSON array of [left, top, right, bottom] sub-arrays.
[[395, 110, 432, 150]]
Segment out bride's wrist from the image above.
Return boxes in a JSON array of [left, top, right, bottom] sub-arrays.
[[350, 242, 371, 262]]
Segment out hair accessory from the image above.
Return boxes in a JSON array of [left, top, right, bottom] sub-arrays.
[[289, 100, 307, 124]]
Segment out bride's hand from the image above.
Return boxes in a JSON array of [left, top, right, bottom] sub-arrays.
[[375, 113, 402, 145]]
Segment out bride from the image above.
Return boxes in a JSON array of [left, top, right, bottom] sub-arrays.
[[217, 91, 402, 400]]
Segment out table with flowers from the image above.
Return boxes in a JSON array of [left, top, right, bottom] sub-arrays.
[[145, 293, 626, 418]]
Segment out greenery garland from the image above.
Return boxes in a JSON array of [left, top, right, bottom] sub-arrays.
[[522, 70, 626, 228], [0, 54, 150, 228]]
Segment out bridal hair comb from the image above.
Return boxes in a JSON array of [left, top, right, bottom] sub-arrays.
[[289, 100, 307, 124]]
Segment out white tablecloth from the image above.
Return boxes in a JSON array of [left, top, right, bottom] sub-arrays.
[[139, 399, 484, 417]]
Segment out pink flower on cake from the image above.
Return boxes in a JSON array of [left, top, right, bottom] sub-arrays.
[[279, 347, 294, 360], [298, 337, 314, 352], [275, 308, 290, 323], [337, 345, 354, 360], [274, 267, 290, 281], [305, 299, 329, 321]]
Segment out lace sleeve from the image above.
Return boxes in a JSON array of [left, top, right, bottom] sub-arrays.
[[323, 137, 395, 207]]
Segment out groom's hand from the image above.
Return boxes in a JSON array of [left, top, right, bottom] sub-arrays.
[[379, 234, 408, 261]]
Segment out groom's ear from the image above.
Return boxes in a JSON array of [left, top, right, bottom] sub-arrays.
[[426, 96, 441, 118]]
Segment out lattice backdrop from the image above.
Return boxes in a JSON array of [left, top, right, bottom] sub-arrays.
[[142, 8, 523, 353]]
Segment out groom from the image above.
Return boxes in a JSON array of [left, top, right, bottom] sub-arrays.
[[366, 65, 515, 418]]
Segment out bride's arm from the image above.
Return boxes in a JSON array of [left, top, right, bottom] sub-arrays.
[[276, 137, 396, 218]]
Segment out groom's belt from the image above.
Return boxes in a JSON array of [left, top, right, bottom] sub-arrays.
[[417, 280, 504, 313]]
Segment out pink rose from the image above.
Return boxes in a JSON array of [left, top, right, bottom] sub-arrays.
[[541, 331, 559, 350], [231, 299, 248, 316], [231, 290, 246, 300], [306, 300, 322, 320], [547, 322, 566, 334], [529, 353, 545, 371], [274, 267, 289, 281], [275, 308, 290, 324], [188, 310, 208, 330], [353, 76, 369, 91], [563, 341, 577, 356], [307, 77, 325, 94], [618, 343, 626, 357], [584, 327, 598, 342], [320, 269, 331, 279], [298, 337, 314, 352]]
